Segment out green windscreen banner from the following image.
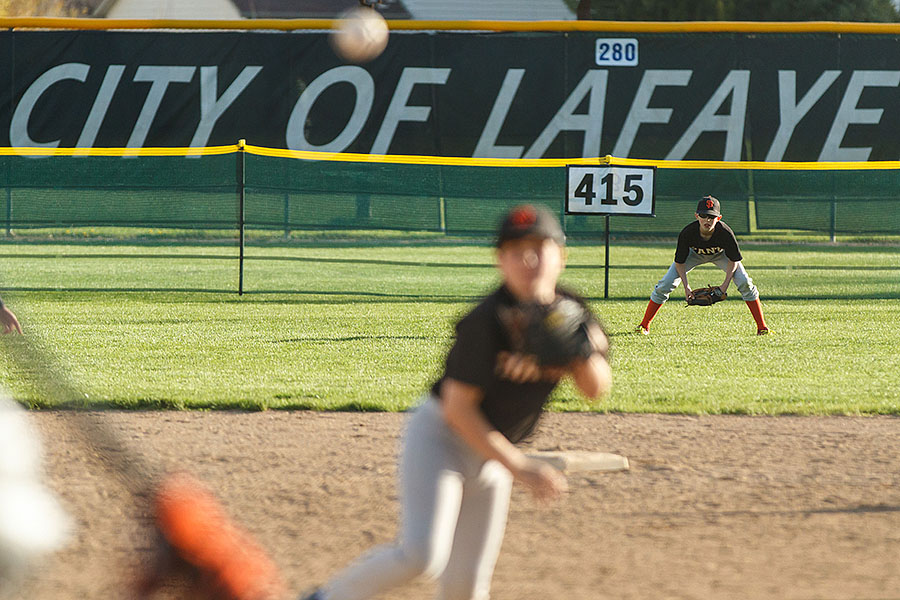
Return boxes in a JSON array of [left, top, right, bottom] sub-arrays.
[[3, 30, 900, 161]]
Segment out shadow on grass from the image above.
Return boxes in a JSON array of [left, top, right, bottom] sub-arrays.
[[27, 400, 413, 412], [274, 335, 435, 343], [0, 252, 237, 260], [594, 293, 900, 301], [4, 250, 899, 273], [4, 286, 235, 294], [4, 286, 899, 302]]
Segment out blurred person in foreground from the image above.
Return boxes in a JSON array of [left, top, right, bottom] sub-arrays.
[[0, 392, 72, 597], [0, 295, 70, 597]]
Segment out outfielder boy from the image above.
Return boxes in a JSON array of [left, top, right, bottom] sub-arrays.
[[300, 205, 611, 600], [638, 195, 769, 335]]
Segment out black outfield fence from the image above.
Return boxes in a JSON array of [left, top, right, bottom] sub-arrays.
[[3, 143, 899, 291]]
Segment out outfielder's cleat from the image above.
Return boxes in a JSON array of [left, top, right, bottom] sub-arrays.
[[636, 325, 649, 335], [299, 589, 324, 600], [757, 328, 770, 336]]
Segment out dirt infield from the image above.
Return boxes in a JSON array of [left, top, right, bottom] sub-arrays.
[[19, 411, 900, 600]]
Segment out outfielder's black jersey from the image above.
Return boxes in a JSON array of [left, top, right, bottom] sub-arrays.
[[431, 285, 587, 444], [674, 221, 742, 263]]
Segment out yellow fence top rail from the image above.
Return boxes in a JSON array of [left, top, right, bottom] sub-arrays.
[[3, 144, 900, 170], [605, 156, 900, 170], [0, 145, 239, 157], [4, 17, 900, 34]]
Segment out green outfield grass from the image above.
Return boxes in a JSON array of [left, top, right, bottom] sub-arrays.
[[0, 239, 898, 414]]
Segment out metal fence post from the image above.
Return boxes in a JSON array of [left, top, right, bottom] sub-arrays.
[[237, 139, 246, 295], [283, 193, 291, 239], [5, 157, 10, 237], [830, 171, 837, 243], [604, 215, 610, 300]]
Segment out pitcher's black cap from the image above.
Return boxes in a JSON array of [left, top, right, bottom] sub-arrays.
[[496, 205, 566, 247]]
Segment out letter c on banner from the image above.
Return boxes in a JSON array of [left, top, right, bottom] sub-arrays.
[[286, 66, 374, 152], [11, 62, 90, 148]]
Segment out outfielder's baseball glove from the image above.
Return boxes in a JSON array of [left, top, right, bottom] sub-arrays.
[[501, 296, 603, 367], [687, 286, 727, 306]]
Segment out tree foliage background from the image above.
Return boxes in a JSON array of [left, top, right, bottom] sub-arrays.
[[569, 0, 900, 21], [0, 0, 99, 16]]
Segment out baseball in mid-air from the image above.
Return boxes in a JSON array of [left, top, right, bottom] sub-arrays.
[[330, 7, 389, 64]]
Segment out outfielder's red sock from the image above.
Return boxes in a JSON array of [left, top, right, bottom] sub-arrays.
[[746, 299, 768, 331], [640, 300, 662, 330]]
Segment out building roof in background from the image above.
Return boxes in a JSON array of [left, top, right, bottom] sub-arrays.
[[94, 0, 241, 19], [69, 0, 106, 15], [231, 0, 411, 19], [88, 0, 569, 21], [402, 0, 573, 20]]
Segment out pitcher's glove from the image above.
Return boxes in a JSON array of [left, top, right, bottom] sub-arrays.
[[687, 286, 727, 306], [501, 296, 604, 367]]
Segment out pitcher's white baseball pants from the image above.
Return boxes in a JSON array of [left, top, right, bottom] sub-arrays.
[[321, 397, 513, 600]]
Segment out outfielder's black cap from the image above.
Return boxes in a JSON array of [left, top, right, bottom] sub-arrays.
[[697, 195, 721, 217], [496, 204, 566, 247]]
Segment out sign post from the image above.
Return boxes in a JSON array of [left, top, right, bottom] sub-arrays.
[[565, 164, 656, 299]]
